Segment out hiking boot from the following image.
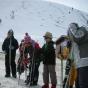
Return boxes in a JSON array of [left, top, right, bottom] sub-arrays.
[[42, 84, 49, 88], [24, 76, 30, 85], [29, 82, 37, 86], [5, 74, 10, 78], [12, 75, 17, 78]]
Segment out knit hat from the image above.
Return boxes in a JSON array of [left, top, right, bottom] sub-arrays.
[[8, 29, 14, 36], [24, 33, 32, 44]]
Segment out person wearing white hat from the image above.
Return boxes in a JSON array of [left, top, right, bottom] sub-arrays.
[[42, 32, 57, 88]]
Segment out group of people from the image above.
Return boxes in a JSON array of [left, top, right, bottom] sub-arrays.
[[2, 30, 57, 88], [1, 22, 88, 88]]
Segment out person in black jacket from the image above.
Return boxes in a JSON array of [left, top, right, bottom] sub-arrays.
[[2, 29, 18, 78], [42, 32, 57, 88]]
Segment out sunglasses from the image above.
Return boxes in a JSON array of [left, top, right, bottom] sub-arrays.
[[44, 37, 50, 39]]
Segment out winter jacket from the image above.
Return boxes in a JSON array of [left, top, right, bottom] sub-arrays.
[[71, 42, 88, 68], [42, 41, 56, 65], [2, 36, 18, 54]]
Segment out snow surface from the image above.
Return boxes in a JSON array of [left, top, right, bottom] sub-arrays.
[[0, 54, 66, 88], [0, 0, 88, 87]]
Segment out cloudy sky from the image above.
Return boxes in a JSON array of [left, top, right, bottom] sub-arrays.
[[45, 0, 88, 13]]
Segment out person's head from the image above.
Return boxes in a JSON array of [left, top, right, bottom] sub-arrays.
[[68, 23, 79, 41], [56, 35, 69, 45], [43, 32, 53, 43], [7, 29, 14, 38], [25, 32, 29, 36], [21, 39, 24, 44], [24, 33, 32, 44]]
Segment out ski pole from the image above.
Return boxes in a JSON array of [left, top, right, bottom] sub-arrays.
[[18, 56, 21, 85], [29, 46, 35, 88], [61, 59, 63, 88], [23, 47, 28, 82], [9, 37, 12, 75]]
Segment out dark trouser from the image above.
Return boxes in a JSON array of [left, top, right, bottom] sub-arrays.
[[43, 65, 57, 85], [75, 69, 80, 88], [78, 66, 88, 88], [33, 63, 40, 83], [28, 62, 40, 84], [5, 53, 16, 76]]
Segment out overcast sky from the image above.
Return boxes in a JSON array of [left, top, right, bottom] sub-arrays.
[[45, 0, 88, 13]]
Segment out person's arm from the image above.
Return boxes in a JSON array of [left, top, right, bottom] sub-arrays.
[[14, 39, 19, 50], [2, 39, 6, 51], [56, 44, 61, 58]]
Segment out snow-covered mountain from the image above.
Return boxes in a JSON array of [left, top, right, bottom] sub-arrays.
[[0, 0, 88, 46], [0, 0, 88, 88]]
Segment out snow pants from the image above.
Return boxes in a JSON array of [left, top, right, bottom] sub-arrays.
[[28, 62, 40, 84], [5, 53, 16, 76]]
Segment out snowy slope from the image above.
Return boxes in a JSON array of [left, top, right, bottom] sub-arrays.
[[0, 55, 64, 88], [0, 0, 88, 45], [0, 0, 88, 87], [0, 59, 40, 88]]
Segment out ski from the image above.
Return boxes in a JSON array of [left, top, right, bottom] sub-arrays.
[[60, 59, 63, 88], [29, 47, 35, 88], [9, 37, 12, 76]]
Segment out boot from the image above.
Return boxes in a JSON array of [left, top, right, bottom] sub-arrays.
[[29, 82, 37, 86], [42, 84, 49, 88], [51, 84, 56, 88], [12, 75, 17, 78], [5, 74, 10, 78], [25, 76, 30, 85]]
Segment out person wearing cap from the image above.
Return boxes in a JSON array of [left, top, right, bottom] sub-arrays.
[[2, 29, 19, 78], [41, 32, 57, 88]]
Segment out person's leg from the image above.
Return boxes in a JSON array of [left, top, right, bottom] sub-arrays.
[[49, 65, 57, 88], [25, 61, 34, 85], [42, 65, 49, 88], [75, 69, 80, 88], [78, 66, 88, 88], [11, 54, 16, 78], [33, 63, 40, 85], [5, 54, 10, 77]]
